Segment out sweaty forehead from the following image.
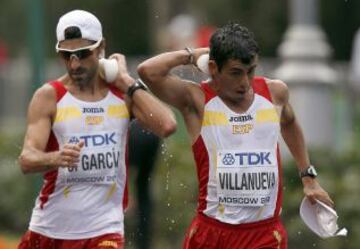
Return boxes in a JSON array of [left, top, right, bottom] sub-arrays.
[[224, 57, 258, 70], [58, 38, 94, 50]]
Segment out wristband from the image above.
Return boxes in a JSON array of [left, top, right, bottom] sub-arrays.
[[184, 47, 195, 64], [127, 78, 148, 97]]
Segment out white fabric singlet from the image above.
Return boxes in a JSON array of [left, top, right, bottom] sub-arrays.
[[29, 81, 130, 239], [193, 78, 283, 225]]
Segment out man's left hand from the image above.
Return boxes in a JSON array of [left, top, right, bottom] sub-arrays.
[[109, 53, 134, 93], [302, 177, 334, 208]]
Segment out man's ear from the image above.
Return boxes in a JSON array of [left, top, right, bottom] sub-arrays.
[[208, 60, 221, 90], [208, 60, 218, 78]]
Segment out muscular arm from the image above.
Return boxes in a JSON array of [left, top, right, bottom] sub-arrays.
[[137, 50, 198, 110], [268, 79, 333, 206], [110, 53, 177, 138], [18, 84, 82, 174], [129, 92, 176, 138], [267, 79, 310, 170], [280, 103, 311, 171], [137, 48, 209, 140]]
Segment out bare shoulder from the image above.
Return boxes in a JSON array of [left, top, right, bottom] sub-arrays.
[[265, 78, 289, 106], [32, 84, 58, 104], [29, 83, 57, 117], [35, 83, 57, 96]]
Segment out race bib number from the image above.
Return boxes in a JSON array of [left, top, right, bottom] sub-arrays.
[[58, 131, 123, 185], [216, 149, 278, 207]]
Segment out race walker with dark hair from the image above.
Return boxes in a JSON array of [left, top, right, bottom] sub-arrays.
[[137, 23, 333, 249], [210, 23, 259, 70]]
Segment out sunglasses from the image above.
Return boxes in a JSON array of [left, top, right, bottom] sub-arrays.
[[58, 49, 94, 60], [56, 39, 102, 60]]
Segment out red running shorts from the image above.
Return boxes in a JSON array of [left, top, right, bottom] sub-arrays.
[[183, 213, 287, 249], [18, 230, 124, 249]]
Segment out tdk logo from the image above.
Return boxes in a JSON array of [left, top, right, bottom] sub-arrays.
[[83, 107, 105, 113], [68, 136, 80, 144], [222, 152, 272, 166], [229, 114, 253, 122], [222, 153, 235, 165], [79, 132, 117, 147]]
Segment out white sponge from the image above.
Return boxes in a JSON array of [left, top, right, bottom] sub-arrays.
[[99, 58, 118, 83], [196, 54, 210, 76]]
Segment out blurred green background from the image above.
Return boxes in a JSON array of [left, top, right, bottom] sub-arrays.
[[1, 0, 360, 58], [1, 0, 360, 249]]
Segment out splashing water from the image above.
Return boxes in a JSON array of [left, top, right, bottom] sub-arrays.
[[160, 142, 175, 228]]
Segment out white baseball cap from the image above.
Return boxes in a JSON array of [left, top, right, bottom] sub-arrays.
[[300, 197, 348, 239], [56, 10, 103, 43]]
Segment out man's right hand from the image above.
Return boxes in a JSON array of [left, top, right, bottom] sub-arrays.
[[55, 140, 84, 168]]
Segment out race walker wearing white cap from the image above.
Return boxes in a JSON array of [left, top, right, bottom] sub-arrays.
[[55, 10, 103, 52], [56, 9, 102, 42]]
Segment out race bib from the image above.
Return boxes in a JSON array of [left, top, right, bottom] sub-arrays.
[[216, 149, 278, 207], [57, 131, 123, 185]]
